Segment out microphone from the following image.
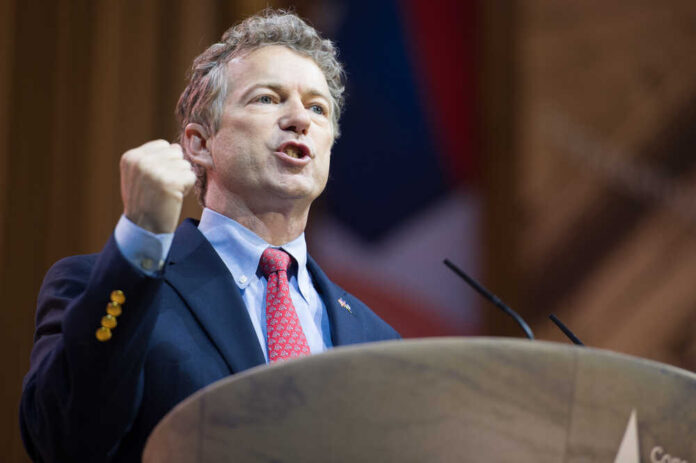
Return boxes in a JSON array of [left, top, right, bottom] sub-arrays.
[[548, 314, 584, 346], [443, 259, 534, 340]]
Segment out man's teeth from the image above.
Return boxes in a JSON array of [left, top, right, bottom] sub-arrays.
[[284, 147, 302, 158]]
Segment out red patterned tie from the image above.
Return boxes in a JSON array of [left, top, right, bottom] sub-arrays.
[[260, 248, 311, 362]]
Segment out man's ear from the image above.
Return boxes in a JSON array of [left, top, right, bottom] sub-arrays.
[[183, 123, 214, 169]]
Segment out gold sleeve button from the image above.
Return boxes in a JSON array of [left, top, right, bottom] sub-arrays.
[[110, 290, 125, 304], [106, 302, 122, 317], [96, 327, 112, 342], [95, 291, 125, 342], [101, 314, 117, 329]]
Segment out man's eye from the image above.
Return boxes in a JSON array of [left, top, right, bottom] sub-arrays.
[[310, 104, 325, 115], [256, 95, 274, 104]]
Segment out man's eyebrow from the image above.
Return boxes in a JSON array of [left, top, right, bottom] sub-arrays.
[[240, 82, 282, 98], [304, 89, 332, 103]]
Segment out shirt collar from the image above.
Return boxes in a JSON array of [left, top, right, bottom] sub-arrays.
[[198, 208, 310, 296]]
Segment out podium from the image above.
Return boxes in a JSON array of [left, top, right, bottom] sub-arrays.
[[143, 338, 696, 462]]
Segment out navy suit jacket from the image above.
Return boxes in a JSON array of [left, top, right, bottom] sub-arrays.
[[20, 219, 400, 462]]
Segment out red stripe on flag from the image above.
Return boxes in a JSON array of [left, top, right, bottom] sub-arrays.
[[400, 0, 479, 185]]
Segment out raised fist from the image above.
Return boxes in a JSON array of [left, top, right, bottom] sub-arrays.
[[120, 140, 196, 234]]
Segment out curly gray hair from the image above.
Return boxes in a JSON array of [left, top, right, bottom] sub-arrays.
[[175, 9, 346, 206]]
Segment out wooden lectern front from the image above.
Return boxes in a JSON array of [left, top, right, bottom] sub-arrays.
[[143, 338, 696, 462]]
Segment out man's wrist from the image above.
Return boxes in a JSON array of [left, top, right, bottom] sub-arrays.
[[114, 215, 174, 275]]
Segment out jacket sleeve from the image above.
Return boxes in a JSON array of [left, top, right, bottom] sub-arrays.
[[20, 235, 165, 462]]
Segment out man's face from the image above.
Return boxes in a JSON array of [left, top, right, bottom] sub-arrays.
[[207, 45, 334, 212]]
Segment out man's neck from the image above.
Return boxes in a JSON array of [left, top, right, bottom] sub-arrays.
[[204, 194, 310, 246], [232, 210, 308, 246]]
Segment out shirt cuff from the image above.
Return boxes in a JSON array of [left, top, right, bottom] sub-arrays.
[[114, 215, 174, 276]]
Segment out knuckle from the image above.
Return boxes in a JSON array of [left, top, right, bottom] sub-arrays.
[[136, 154, 155, 170], [148, 139, 170, 149], [121, 150, 138, 168], [177, 157, 193, 168], [168, 145, 184, 158]]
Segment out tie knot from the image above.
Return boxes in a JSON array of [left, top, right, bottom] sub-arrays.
[[260, 248, 291, 277]]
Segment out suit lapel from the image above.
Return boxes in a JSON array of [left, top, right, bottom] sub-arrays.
[[164, 220, 265, 373], [307, 255, 366, 346]]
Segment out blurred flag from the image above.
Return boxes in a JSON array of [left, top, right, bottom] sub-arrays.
[[309, 0, 481, 336]]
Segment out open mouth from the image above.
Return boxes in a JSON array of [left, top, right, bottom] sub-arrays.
[[284, 146, 304, 159], [278, 142, 311, 160]]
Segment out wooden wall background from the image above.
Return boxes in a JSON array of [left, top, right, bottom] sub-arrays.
[[2, 1, 696, 462], [483, 0, 696, 371], [0, 1, 267, 461]]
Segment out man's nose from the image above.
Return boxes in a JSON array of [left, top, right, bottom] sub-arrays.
[[279, 98, 311, 135]]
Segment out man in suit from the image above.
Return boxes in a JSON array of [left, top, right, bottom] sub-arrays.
[[20, 10, 399, 463]]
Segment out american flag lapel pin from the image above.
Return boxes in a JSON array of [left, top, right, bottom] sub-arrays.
[[338, 297, 352, 313]]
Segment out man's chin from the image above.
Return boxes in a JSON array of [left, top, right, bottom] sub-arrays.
[[268, 177, 325, 201], [266, 183, 322, 206]]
